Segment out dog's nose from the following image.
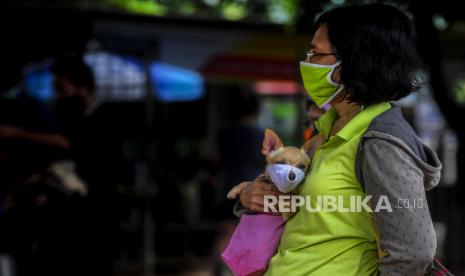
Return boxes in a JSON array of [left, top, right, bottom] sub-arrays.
[[288, 170, 296, 181]]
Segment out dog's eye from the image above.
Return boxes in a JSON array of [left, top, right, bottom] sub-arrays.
[[297, 163, 306, 170], [275, 160, 286, 165]]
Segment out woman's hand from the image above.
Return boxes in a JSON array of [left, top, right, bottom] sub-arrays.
[[239, 174, 282, 214]]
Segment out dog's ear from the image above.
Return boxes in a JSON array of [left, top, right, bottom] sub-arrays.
[[301, 134, 325, 160], [262, 129, 283, 156]]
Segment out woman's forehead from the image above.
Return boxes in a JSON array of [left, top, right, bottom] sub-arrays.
[[310, 25, 331, 50]]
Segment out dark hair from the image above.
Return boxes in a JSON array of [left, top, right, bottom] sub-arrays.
[[51, 54, 95, 92], [316, 4, 423, 106]]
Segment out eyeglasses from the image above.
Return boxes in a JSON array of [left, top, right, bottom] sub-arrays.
[[305, 50, 338, 63]]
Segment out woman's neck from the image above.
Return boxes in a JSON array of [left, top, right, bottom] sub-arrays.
[[335, 102, 361, 120], [329, 98, 362, 135]]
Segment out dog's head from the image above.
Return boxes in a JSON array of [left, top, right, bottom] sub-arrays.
[[262, 128, 323, 177]]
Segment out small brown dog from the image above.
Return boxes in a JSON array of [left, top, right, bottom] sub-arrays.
[[227, 128, 324, 220]]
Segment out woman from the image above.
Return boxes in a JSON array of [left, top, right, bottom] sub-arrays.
[[236, 4, 442, 275]]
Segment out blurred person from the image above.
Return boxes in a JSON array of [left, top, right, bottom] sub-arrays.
[[50, 54, 120, 276], [0, 59, 87, 276], [213, 90, 264, 274], [215, 90, 263, 219], [0, 58, 70, 209], [233, 4, 445, 275], [51, 54, 121, 194]]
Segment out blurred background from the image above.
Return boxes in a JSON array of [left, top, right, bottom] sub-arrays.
[[0, 0, 464, 275]]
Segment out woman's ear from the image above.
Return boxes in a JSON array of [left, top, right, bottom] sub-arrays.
[[301, 134, 325, 160], [262, 129, 283, 157], [331, 64, 342, 83]]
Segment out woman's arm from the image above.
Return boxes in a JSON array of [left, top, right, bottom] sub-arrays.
[[361, 138, 436, 276], [0, 125, 70, 149]]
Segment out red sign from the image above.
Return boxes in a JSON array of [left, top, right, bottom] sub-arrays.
[[200, 55, 298, 81]]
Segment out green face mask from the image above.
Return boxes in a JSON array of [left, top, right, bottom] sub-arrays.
[[300, 60, 344, 109]]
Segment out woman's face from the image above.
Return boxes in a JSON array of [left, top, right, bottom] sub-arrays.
[[307, 24, 341, 83]]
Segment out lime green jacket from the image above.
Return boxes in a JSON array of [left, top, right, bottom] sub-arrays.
[[234, 102, 441, 275]]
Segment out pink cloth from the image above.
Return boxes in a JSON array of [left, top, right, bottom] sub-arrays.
[[221, 214, 286, 276]]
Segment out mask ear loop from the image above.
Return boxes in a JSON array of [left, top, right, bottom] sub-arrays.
[[320, 84, 345, 111], [321, 60, 344, 111]]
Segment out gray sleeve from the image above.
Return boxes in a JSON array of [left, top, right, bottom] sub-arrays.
[[361, 138, 436, 276]]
